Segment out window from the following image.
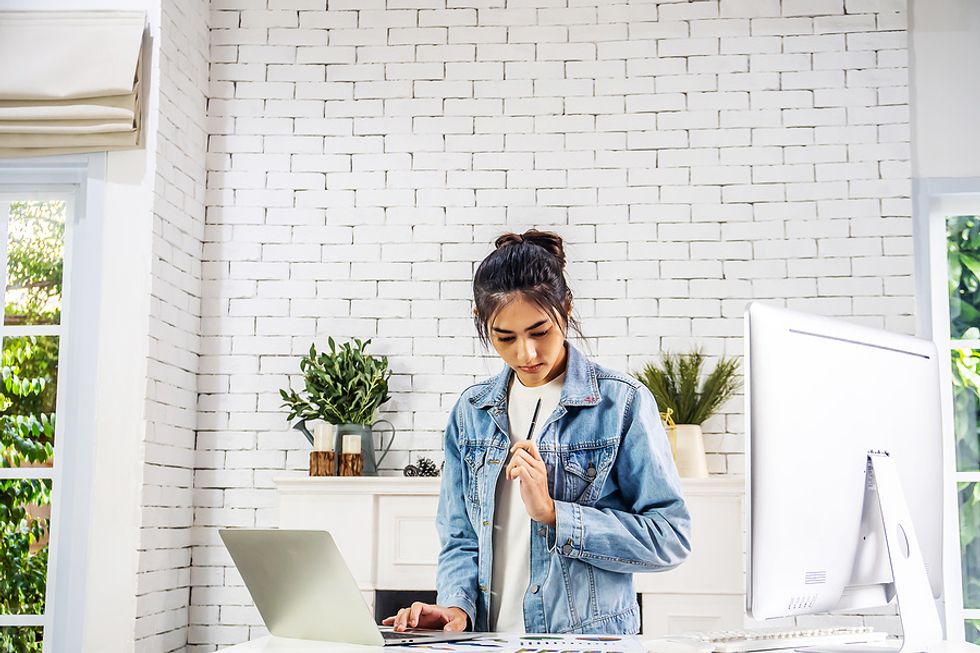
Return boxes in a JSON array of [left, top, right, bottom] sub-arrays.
[[0, 157, 102, 652], [927, 187, 980, 643]]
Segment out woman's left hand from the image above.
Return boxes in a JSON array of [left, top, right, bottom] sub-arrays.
[[506, 440, 557, 526]]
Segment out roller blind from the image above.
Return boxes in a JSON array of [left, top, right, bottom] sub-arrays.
[[0, 10, 146, 157]]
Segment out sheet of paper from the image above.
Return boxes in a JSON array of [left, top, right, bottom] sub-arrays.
[[389, 633, 648, 653]]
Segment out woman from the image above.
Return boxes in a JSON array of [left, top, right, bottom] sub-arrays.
[[383, 229, 691, 635]]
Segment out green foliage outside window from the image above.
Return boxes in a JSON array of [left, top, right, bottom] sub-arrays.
[[956, 479, 980, 610], [949, 215, 980, 621], [0, 201, 65, 653], [0, 628, 42, 652], [948, 216, 980, 339], [4, 201, 64, 326], [0, 339, 57, 653], [951, 347, 980, 472]]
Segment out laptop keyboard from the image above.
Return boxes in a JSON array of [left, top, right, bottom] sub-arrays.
[[382, 630, 438, 640]]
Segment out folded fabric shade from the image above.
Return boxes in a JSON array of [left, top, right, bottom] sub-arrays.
[[0, 10, 146, 157]]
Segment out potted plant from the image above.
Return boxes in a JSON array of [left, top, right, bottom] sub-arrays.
[[634, 349, 742, 478], [280, 337, 394, 476]]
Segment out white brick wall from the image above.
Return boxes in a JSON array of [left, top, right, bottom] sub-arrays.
[[192, 1, 911, 649], [135, 1, 210, 651]]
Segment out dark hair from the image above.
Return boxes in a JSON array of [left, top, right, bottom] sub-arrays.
[[472, 229, 582, 346]]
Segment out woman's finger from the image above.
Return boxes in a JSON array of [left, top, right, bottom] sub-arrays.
[[515, 463, 539, 484], [393, 607, 409, 631], [514, 449, 546, 474], [525, 439, 543, 461], [524, 448, 545, 467], [409, 601, 428, 628], [511, 439, 544, 462], [509, 455, 533, 481]]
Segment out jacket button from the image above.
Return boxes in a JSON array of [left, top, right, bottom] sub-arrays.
[[530, 584, 540, 594], [586, 464, 596, 480], [482, 520, 490, 526], [562, 543, 573, 555], [538, 527, 546, 536]]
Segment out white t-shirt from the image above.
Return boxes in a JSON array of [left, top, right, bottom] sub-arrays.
[[489, 370, 565, 633]]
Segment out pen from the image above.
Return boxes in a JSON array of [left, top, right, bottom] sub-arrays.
[[526, 397, 542, 440]]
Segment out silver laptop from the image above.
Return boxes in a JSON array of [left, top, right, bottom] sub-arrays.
[[219, 529, 483, 646]]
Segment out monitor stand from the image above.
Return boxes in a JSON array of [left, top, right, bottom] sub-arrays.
[[809, 453, 977, 653]]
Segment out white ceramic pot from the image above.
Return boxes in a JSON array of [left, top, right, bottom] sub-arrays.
[[673, 423, 709, 478]]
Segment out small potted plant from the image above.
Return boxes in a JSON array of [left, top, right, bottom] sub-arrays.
[[634, 349, 742, 478], [280, 337, 394, 476]]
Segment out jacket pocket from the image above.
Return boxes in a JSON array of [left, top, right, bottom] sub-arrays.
[[559, 440, 618, 504]]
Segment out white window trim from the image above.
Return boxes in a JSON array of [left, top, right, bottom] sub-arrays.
[[0, 154, 105, 652], [918, 177, 980, 641]]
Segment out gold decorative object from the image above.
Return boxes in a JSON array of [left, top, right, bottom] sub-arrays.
[[660, 407, 678, 459]]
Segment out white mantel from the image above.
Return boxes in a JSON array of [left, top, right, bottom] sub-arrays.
[[274, 474, 745, 636], [277, 475, 443, 495]]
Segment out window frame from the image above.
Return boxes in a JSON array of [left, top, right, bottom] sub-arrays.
[[919, 177, 980, 641], [0, 188, 74, 637], [0, 154, 105, 652]]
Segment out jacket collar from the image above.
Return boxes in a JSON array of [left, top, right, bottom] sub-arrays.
[[469, 342, 601, 411]]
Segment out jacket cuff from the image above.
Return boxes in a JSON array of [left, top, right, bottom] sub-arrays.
[[437, 590, 476, 630], [549, 500, 584, 558]]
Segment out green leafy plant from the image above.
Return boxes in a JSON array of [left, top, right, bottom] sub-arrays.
[[947, 216, 980, 339], [958, 481, 980, 610], [5, 201, 64, 326], [948, 215, 980, 617], [280, 337, 392, 427], [952, 342, 980, 473], [967, 619, 980, 645], [1, 336, 56, 653], [634, 349, 742, 426], [951, 345, 980, 608]]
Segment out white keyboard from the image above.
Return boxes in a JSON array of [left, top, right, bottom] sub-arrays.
[[651, 625, 891, 653]]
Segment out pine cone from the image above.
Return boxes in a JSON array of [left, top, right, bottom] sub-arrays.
[[416, 456, 440, 477], [403, 464, 419, 477]]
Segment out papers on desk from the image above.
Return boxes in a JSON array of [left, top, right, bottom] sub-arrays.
[[388, 633, 647, 653]]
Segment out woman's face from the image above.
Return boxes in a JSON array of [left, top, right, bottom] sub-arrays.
[[488, 296, 568, 387]]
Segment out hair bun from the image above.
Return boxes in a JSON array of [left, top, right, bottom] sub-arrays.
[[494, 232, 525, 249], [494, 229, 566, 269]]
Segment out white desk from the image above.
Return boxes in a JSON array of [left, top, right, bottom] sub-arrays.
[[218, 636, 980, 653], [219, 634, 650, 652], [219, 637, 356, 652]]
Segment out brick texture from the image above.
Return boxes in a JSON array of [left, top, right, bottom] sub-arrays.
[[189, 1, 911, 648], [135, 1, 210, 651]]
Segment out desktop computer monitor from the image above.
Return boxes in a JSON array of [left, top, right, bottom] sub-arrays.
[[745, 303, 945, 639]]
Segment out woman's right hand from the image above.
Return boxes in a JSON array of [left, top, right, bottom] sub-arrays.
[[381, 602, 469, 632]]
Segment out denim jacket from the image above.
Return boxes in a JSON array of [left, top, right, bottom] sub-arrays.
[[435, 343, 692, 634]]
